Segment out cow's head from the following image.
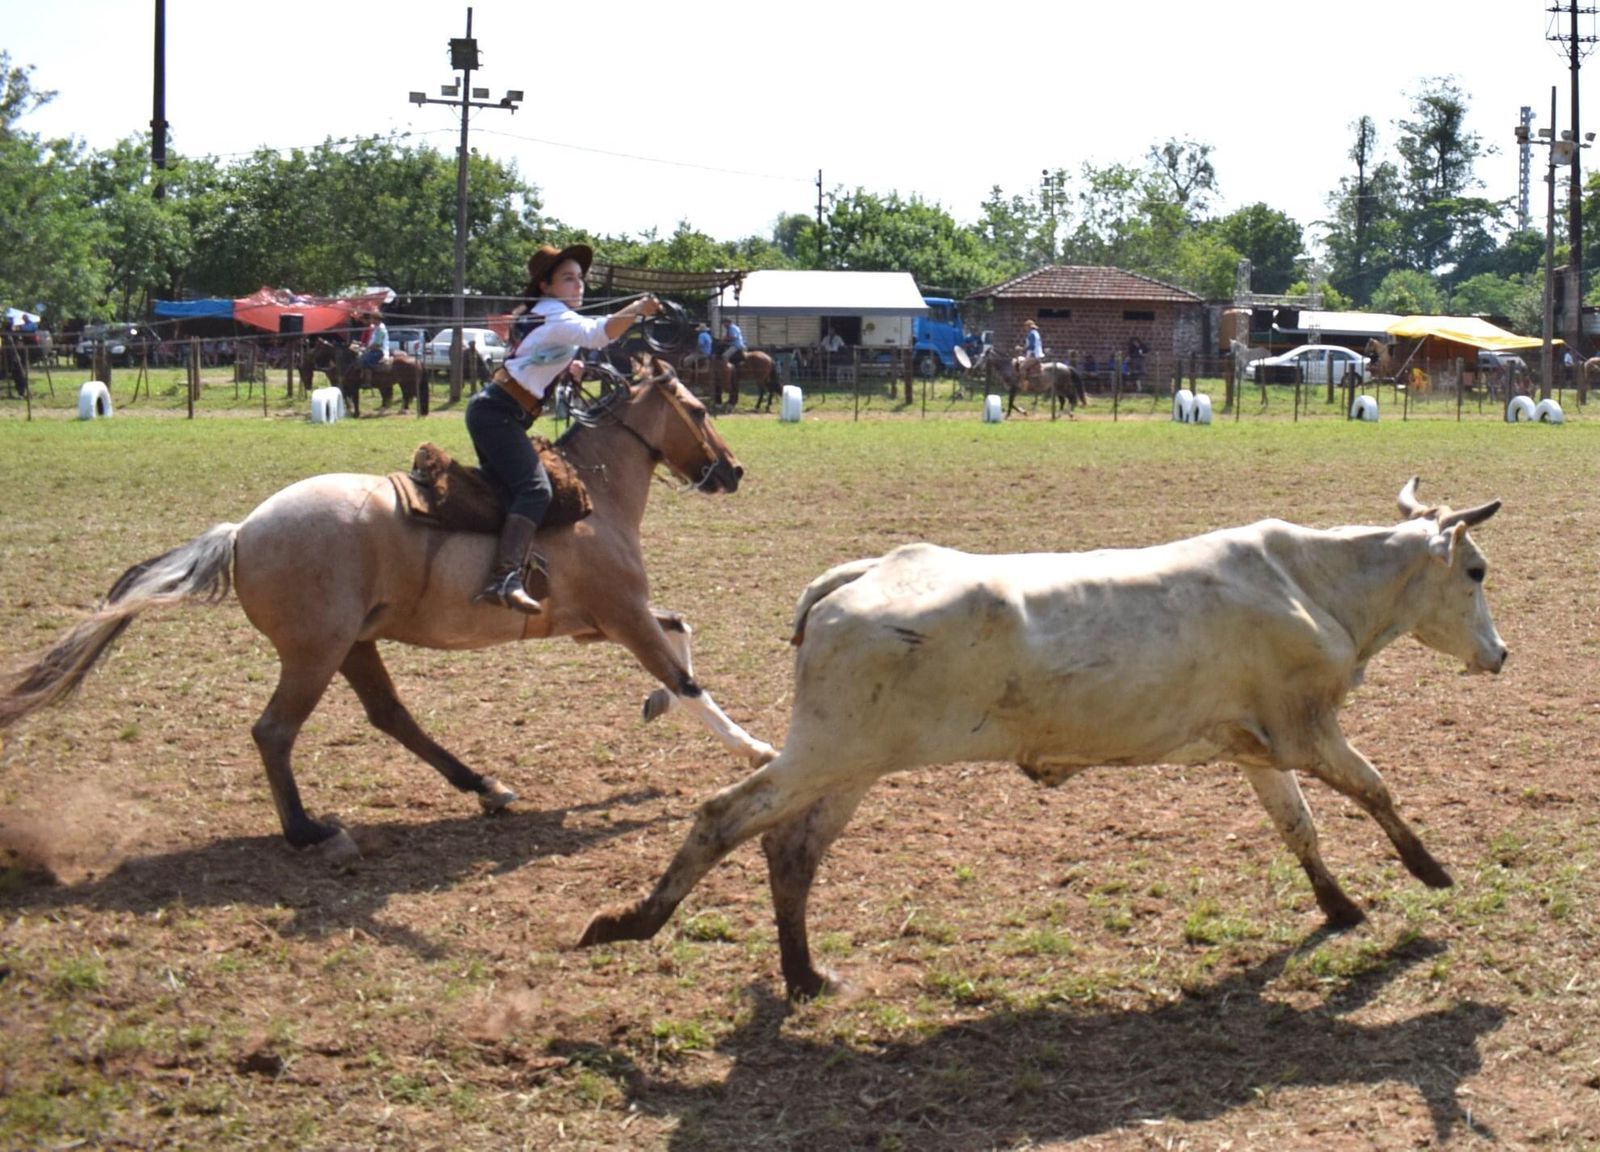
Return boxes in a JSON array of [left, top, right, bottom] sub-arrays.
[[1398, 477, 1507, 674]]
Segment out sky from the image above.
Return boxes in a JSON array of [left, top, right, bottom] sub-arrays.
[[7, 1, 1598, 256]]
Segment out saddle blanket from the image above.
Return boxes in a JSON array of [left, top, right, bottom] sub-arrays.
[[388, 439, 592, 536]]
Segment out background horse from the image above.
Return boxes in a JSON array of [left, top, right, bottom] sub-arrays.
[[976, 347, 1078, 418], [1364, 338, 1396, 379], [298, 337, 342, 392], [329, 343, 424, 415], [677, 351, 778, 412], [0, 362, 770, 862]]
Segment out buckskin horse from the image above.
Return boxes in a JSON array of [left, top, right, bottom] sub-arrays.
[[0, 360, 771, 861]]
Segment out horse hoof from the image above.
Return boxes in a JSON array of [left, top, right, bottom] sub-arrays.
[[642, 688, 673, 723], [479, 777, 518, 814], [314, 828, 362, 866]]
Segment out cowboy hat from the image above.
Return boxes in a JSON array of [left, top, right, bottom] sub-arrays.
[[523, 242, 594, 296], [1023, 319, 1038, 329]]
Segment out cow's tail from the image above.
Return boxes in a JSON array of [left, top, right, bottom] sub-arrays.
[[0, 524, 239, 728], [789, 556, 881, 646]]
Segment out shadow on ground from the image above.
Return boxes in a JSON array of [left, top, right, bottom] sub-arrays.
[[556, 934, 1503, 1150]]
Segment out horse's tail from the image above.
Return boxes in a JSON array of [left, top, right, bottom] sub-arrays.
[[789, 556, 881, 646], [0, 524, 239, 729]]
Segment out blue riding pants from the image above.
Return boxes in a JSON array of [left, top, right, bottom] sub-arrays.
[[464, 384, 552, 524]]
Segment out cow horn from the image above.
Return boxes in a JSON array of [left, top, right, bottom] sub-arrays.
[[1397, 476, 1427, 517], [1438, 499, 1502, 530]]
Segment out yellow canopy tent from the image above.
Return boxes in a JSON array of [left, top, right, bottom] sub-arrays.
[[1385, 315, 1552, 351]]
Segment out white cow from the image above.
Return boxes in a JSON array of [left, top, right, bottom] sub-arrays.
[[582, 479, 1507, 999]]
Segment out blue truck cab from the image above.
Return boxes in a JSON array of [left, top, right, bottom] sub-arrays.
[[912, 297, 968, 377]]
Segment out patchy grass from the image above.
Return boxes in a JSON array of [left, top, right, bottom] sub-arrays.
[[1, 400, 1598, 1148]]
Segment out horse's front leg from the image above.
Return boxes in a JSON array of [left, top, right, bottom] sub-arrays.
[[606, 605, 775, 767]]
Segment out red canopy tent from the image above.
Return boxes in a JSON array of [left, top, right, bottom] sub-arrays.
[[232, 287, 391, 335]]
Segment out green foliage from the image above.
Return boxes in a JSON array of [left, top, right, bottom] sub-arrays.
[[1371, 268, 1442, 314], [822, 187, 1005, 296], [1449, 272, 1535, 320], [1212, 203, 1304, 294]]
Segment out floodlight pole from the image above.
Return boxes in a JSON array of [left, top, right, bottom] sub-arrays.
[[408, 7, 522, 411]]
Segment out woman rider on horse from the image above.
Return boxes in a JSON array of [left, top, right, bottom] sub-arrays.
[[1021, 318, 1044, 390], [466, 242, 661, 615]]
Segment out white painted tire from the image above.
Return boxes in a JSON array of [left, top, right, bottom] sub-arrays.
[[1506, 395, 1536, 423], [982, 394, 1003, 423], [1535, 398, 1565, 424], [310, 386, 345, 424], [1173, 388, 1195, 422], [779, 384, 803, 423], [1192, 393, 1213, 424], [1350, 395, 1378, 421], [77, 381, 112, 420]]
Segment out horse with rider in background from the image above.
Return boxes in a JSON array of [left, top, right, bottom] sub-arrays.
[[974, 345, 1082, 419]]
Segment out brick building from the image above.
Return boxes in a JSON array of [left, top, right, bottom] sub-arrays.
[[969, 266, 1206, 371]]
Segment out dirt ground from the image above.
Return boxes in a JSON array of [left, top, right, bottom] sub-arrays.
[[1, 409, 1597, 1150]]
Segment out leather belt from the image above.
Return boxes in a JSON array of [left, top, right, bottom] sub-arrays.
[[490, 370, 542, 418]]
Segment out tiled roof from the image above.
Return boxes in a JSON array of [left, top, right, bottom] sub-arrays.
[[971, 265, 1202, 303]]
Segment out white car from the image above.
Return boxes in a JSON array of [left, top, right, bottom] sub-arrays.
[[423, 327, 508, 376], [1245, 344, 1370, 385]]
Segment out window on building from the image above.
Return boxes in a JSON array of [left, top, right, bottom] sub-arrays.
[[1123, 310, 1155, 322], [1038, 308, 1071, 319]]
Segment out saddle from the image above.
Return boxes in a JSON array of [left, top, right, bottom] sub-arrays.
[[388, 439, 592, 535]]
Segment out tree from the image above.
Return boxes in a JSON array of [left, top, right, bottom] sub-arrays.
[[1393, 77, 1496, 274], [1146, 137, 1218, 218], [0, 54, 105, 322], [1449, 272, 1535, 320], [1370, 268, 1441, 315], [822, 188, 1004, 297], [80, 135, 193, 317], [1321, 115, 1410, 304], [1212, 204, 1304, 294]]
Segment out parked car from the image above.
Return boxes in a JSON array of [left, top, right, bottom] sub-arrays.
[[388, 326, 427, 359], [73, 323, 152, 368], [1245, 344, 1370, 385], [1476, 350, 1530, 380], [422, 327, 508, 376]]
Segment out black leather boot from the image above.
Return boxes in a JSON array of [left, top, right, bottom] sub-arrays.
[[475, 514, 543, 614]]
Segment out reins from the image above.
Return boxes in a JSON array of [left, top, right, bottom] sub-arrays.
[[563, 371, 724, 493]]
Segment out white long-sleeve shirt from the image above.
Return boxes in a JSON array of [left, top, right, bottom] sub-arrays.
[[503, 297, 616, 401]]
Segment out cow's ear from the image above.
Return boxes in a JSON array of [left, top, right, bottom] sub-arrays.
[[1428, 522, 1468, 566]]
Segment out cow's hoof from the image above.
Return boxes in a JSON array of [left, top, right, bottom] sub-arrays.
[[786, 967, 843, 1002], [578, 903, 658, 947], [314, 827, 362, 866], [748, 741, 778, 768], [479, 777, 518, 814]]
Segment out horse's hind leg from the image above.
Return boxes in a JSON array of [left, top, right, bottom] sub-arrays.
[[252, 648, 358, 856], [339, 641, 517, 813]]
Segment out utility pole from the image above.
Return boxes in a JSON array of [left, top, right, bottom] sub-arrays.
[[815, 170, 825, 268], [1549, 1, 1597, 356], [409, 8, 522, 410], [151, 0, 167, 200]]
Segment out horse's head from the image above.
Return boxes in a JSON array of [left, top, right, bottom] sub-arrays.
[[624, 363, 744, 493]]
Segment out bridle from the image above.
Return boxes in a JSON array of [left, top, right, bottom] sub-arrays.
[[570, 371, 725, 492]]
